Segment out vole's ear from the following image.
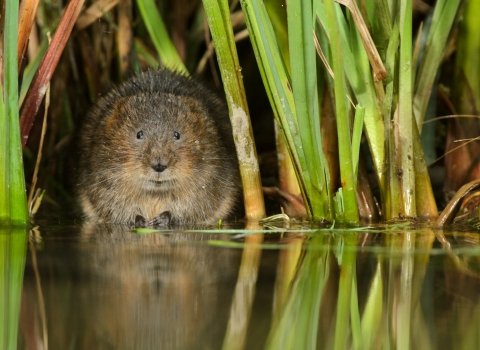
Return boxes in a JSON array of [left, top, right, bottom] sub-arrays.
[[183, 96, 207, 129], [106, 96, 131, 132]]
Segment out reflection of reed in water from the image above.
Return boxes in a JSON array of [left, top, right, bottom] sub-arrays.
[[266, 230, 480, 350], [21, 223, 241, 350]]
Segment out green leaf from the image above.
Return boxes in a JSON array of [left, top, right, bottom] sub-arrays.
[[288, 0, 332, 221], [135, 0, 188, 74], [202, 0, 266, 220], [413, 0, 462, 128], [352, 106, 365, 179], [240, 0, 314, 219], [398, 0, 416, 217], [1, 0, 28, 225], [324, 0, 358, 223]]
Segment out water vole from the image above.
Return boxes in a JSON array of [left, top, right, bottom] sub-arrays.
[[76, 70, 241, 225]]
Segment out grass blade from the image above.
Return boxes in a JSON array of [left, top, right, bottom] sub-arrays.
[[352, 106, 365, 178], [454, 0, 480, 114], [397, 0, 415, 216], [0, 82, 7, 222], [134, 39, 160, 69], [324, 0, 358, 223], [413, 0, 462, 128], [1, 0, 28, 225], [19, 39, 48, 105], [335, 0, 387, 81], [288, 0, 332, 221], [413, 125, 438, 219], [316, 1, 386, 202], [202, 0, 266, 220], [76, 0, 120, 30], [240, 0, 314, 219], [18, 0, 41, 69], [19, 0, 85, 149], [371, 0, 393, 59], [135, 0, 187, 73]]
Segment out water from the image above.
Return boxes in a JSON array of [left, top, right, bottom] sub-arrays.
[[2, 220, 480, 349]]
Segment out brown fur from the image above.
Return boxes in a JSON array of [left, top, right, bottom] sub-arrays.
[[76, 70, 241, 225]]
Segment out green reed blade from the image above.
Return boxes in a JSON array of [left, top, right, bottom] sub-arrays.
[[413, 125, 438, 219], [413, 0, 462, 129], [455, 0, 480, 115], [264, 0, 290, 71], [371, 0, 393, 59], [398, 0, 416, 217], [265, 0, 302, 196], [288, 0, 332, 221], [135, 0, 187, 74], [0, 84, 7, 222], [240, 0, 314, 219], [316, 1, 385, 198], [352, 106, 365, 179], [383, 22, 402, 219], [324, 0, 358, 223], [382, 21, 399, 120], [19, 39, 48, 105], [202, 0, 266, 220], [0, 0, 28, 225], [134, 39, 160, 69]]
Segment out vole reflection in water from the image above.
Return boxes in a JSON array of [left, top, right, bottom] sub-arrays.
[[21, 223, 241, 350]]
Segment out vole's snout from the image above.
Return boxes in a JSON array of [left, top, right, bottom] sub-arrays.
[[151, 162, 168, 173]]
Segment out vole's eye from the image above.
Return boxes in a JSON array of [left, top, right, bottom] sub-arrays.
[[174, 131, 180, 140], [136, 131, 144, 140]]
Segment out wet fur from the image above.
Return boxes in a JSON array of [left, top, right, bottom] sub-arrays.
[[76, 70, 241, 224]]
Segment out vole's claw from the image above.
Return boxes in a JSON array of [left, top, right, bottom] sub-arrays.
[[135, 215, 148, 228], [149, 211, 171, 227]]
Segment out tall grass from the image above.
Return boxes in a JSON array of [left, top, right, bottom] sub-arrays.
[[444, 0, 480, 201], [4, 0, 473, 225], [135, 0, 187, 73], [231, 0, 463, 222], [202, 0, 266, 220], [0, 0, 28, 226]]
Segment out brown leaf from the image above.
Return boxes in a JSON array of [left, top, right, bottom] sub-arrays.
[[75, 0, 120, 31], [18, 0, 41, 69], [20, 0, 86, 150]]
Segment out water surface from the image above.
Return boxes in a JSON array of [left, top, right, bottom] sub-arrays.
[[3, 220, 480, 349]]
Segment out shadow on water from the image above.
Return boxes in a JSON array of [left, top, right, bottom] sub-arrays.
[[2, 221, 480, 349]]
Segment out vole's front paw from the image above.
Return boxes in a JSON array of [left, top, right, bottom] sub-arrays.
[[134, 215, 148, 228], [149, 211, 171, 227]]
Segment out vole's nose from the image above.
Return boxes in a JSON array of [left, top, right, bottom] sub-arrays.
[[151, 162, 168, 173]]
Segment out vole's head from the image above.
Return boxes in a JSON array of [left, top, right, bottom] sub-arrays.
[[103, 93, 224, 192]]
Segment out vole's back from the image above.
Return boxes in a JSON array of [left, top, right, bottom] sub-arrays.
[[76, 70, 241, 225]]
